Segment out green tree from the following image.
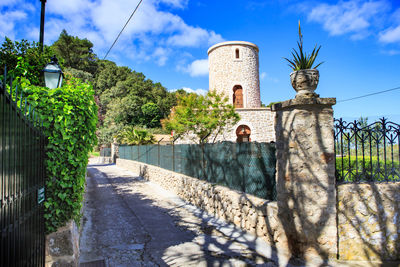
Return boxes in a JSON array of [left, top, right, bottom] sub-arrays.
[[140, 102, 162, 128], [51, 30, 98, 74], [162, 91, 240, 144], [0, 37, 53, 86], [98, 70, 177, 145], [64, 67, 94, 84], [93, 60, 131, 96]]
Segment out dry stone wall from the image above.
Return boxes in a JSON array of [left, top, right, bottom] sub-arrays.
[[338, 182, 400, 261]]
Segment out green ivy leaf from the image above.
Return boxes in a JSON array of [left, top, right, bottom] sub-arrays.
[[22, 77, 98, 233]]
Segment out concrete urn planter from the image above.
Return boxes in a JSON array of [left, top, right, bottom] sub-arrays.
[[290, 69, 319, 97]]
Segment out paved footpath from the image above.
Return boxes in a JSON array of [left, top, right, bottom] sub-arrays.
[[80, 161, 296, 267], [80, 161, 371, 267]]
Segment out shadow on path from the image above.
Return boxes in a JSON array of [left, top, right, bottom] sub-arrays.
[[81, 163, 283, 267]]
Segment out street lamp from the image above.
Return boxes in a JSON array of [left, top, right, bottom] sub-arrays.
[[43, 56, 63, 89]]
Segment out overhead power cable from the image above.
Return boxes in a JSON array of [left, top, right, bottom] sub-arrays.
[[103, 0, 144, 60], [337, 86, 400, 103]]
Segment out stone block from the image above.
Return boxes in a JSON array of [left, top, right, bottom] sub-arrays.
[[45, 220, 79, 267], [249, 213, 258, 228], [337, 182, 400, 261]]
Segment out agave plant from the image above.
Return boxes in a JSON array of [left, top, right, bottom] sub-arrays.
[[284, 21, 323, 71]]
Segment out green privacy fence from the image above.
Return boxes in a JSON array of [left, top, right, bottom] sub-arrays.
[[119, 142, 276, 200]]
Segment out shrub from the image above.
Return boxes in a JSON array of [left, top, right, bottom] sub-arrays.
[[336, 156, 399, 182], [115, 126, 156, 145], [23, 77, 98, 233]]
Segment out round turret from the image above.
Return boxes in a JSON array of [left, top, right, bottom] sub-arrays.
[[208, 41, 261, 108]]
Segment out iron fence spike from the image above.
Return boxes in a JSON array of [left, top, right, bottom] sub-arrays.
[[15, 84, 18, 103], [24, 98, 27, 114], [20, 90, 23, 108], [3, 65, 6, 86], [9, 76, 12, 96]]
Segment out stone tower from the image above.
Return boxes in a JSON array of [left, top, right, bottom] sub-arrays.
[[208, 41, 261, 108]]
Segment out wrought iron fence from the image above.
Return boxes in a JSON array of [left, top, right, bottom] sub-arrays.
[[119, 141, 277, 200], [334, 118, 400, 183], [1, 72, 47, 266]]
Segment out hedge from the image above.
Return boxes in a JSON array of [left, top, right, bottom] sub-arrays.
[[23, 77, 98, 233], [336, 156, 399, 183]]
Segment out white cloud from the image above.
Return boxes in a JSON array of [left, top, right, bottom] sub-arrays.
[[3, 10, 26, 21], [47, 0, 94, 15], [0, 0, 21, 7], [391, 8, 400, 23], [0, 0, 223, 66], [381, 49, 400, 55], [379, 25, 400, 43], [167, 24, 224, 47], [82, 0, 220, 51], [260, 72, 278, 83], [51, 0, 221, 61], [208, 31, 225, 45], [160, 0, 189, 9], [308, 0, 389, 39], [0, 10, 27, 39], [171, 87, 208, 95], [153, 47, 169, 66], [185, 59, 209, 77]]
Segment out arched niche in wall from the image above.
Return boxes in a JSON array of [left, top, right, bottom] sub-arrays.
[[233, 85, 243, 108], [236, 125, 251, 143]]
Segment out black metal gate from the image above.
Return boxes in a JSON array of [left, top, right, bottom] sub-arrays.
[[1, 74, 46, 266]]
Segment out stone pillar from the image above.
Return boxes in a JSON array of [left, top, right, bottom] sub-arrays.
[[272, 97, 337, 260], [111, 139, 119, 163], [45, 220, 79, 266]]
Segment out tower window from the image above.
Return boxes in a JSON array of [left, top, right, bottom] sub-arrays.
[[235, 48, 240, 59], [233, 85, 243, 108]]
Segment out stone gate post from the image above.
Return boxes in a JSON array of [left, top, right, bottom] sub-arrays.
[[111, 138, 119, 163], [272, 97, 337, 260]]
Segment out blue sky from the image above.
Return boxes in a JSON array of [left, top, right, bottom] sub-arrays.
[[1, 0, 400, 122]]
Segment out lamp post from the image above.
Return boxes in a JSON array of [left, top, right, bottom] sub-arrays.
[[39, 0, 46, 51], [43, 56, 63, 89]]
